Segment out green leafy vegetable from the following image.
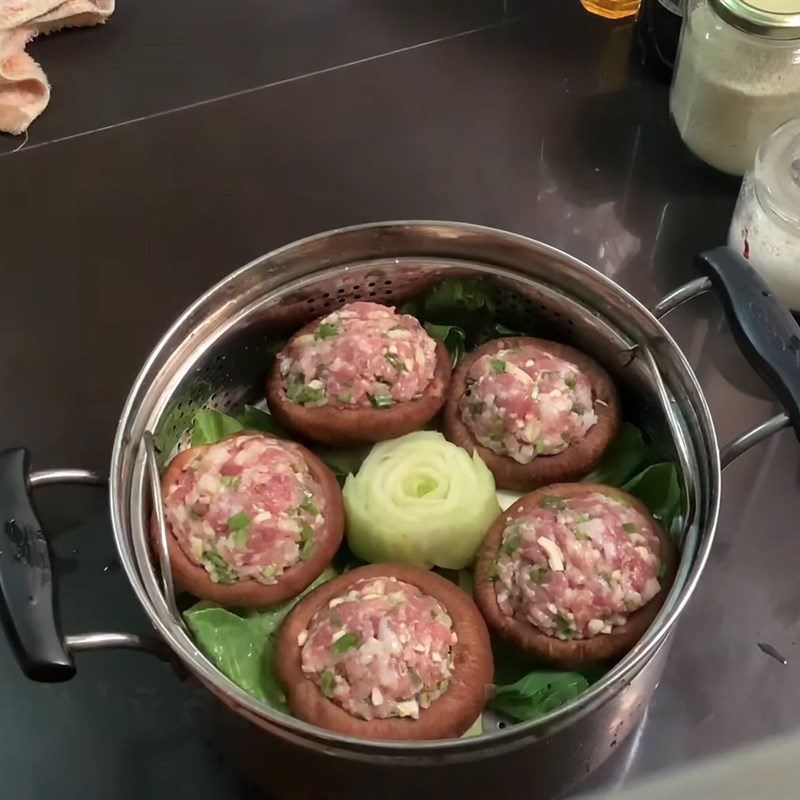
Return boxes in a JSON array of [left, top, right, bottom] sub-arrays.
[[313, 445, 372, 483], [183, 568, 336, 710], [583, 423, 655, 487], [155, 398, 201, 469], [490, 358, 506, 374], [622, 522, 637, 534], [189, 407, 287, 448], [344, 431, 501, 570], [565, 378, 577, 390], [191, 409, 245, 446], [331, 632, 361, 653], [239, 404, 288, 438], [424, 277, 496, 316], [540, 495, 564, 507], [489, 671, 589, 722], [583, 423, 684, 531], [622, 462, 682, 531], [411, 277, 536, 351], [423, 322, 466, 366]]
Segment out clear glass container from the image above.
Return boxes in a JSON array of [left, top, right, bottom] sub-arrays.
[[670, 0, 800, 175], [728, 117, 800, 309]]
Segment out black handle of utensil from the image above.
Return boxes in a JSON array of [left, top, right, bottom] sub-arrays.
[[0, 449, 75, 681], [697, 246, 800, 440]]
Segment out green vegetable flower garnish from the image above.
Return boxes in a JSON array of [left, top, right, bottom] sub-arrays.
[[344, 431, 500, 569]]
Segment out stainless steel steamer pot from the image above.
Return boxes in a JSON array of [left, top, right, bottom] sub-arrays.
[[2, 222, 799, 800]]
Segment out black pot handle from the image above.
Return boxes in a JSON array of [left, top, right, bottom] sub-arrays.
[[0, 448, 175, 681], [0, 449, 77, 681], [696, 246, 800, 441]]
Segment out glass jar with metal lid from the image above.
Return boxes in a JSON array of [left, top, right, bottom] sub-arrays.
[[729, 117, 800, 309], [670, 0, 800, 175]]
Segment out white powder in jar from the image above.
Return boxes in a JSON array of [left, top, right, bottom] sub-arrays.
[[670, 2, 800, 175], [728, 119, 800, 310]]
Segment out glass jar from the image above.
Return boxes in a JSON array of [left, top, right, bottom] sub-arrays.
[[728, 117, 800, 310], [670, 0, 800, 175]]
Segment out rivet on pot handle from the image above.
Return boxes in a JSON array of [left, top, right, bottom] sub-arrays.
[[0, 448, 176, 681]]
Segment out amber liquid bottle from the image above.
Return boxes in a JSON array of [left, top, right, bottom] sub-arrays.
[[580, 0, 641, 19]]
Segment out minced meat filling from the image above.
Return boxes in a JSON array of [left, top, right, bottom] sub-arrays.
[[278, 302, 437, 410], [460, 346, 598, 464], [299, 577, 456, 721], [163, 434, 325, 585], [494, 492, 662, 639]]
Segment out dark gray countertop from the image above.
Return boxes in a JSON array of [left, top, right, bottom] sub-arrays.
[[1, 2, 798, 799]]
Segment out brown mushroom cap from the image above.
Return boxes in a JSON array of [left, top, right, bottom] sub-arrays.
[[266, 322, 452, 446], [153, 433, 344, 607], [275, 563, 493, 740], [441, 337, 621, 491], [474, 483, 678, 668]]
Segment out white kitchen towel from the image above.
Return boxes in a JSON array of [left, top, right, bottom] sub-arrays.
[[0, 0, 114, 135]]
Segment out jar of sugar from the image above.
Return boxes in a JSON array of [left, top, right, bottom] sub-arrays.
[[670, 0, 800, 176], [728, 118, 800, 309]]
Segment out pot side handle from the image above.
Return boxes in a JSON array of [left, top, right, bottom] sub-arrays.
[[0, 448, 75, 681], [0, 448, 175, 681], [697, 246, 800, 441]]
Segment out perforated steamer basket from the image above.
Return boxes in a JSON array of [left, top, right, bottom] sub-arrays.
[[2, 222, 798, 800]]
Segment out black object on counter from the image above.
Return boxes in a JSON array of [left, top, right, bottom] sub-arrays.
[[634, 0, 685, 82]]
